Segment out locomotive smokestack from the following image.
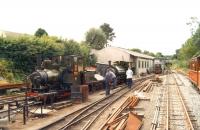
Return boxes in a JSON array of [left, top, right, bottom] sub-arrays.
[[108, 60, 111, 67]]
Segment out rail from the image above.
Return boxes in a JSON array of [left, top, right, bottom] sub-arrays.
[[173, 74, 194, 130], [39, 75, 155, 130]]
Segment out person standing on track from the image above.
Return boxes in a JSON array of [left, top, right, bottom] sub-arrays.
[[126, 67, 133, 88], [110, 70, 117, 89], [104, 69, 116, 96]]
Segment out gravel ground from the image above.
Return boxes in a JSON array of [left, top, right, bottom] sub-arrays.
[[140, 76, 165, 130]]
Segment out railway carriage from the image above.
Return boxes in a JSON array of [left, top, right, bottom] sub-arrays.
[[188, 55, 200, 89]]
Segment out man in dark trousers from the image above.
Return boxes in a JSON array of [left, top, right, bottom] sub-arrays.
[[126, 67, 133, 88], [105, 69, 116, 96]]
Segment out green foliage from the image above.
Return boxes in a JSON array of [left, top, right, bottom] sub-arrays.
[[192, 27, 200, 48], [130, 48, 142, 53], [79, 42, 96, 66], [155, 52, 164, 58], [186, 17, 200, 35], [148, 52, 156, 57], [100, 23, 116, 45], [130, 48, 156, 57], [172, 59, 188, 69], [0, 59, 24, 82], [175, 18, 200, 69], [0, 59, 14, 81], [178, 38, 198, 60], [0, 34, 94, 82], [63, 40, 81, 55], [34, 28, 48, 37], [0, 36, 64, 73], [85, 28, 107, 50]]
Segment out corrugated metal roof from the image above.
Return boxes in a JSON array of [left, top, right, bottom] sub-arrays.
[[91, 46, 155, 64], [116, 47, 155, 59], [92, 46, 154, 59]]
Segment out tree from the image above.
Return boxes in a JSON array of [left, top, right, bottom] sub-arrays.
[[100, 23, 116, 46], [130, 48, 142, 53], [148, 52, 155, 57], [155, 52, 164, 58], [85, 28, 107, 50], [63, 39, 81, 55], [143, 50, 155, 57], [34, 28, 48, 37], [178, 38, 198, 60], [186, 17, 200, 35]]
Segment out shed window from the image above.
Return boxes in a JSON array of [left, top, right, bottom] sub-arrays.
[[142, 61, 144, 68], [138, 60, 140, 68]]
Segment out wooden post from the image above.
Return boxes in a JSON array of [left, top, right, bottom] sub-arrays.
[[8, 103, 10, 122], [41, 101, 43, 118], [23, 105, 26, 125]]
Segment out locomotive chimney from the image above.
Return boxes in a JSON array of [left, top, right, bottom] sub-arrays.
[[108, 60, 111, 67]]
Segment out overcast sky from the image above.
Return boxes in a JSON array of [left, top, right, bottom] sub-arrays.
[[0, 0, 199, 55]]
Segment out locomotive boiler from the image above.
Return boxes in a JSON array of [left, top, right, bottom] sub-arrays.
[[96, 62, 126, 84]]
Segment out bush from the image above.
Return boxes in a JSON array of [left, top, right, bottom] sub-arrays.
[[0, 36, 94, 82]]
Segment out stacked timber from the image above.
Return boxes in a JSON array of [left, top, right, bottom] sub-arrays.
[[135, 77, 161, 93], [101, 96, 142, 130]]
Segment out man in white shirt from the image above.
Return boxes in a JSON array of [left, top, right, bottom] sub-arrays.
[[126, 67, 133, 88]]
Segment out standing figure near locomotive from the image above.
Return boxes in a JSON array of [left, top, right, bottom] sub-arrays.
[[104, 68, 117, 96], [126, 67, 133, 88]]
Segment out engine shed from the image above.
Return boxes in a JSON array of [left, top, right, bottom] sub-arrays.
[[91, 46, 155, 76]]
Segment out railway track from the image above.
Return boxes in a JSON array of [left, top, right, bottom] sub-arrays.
[[0, 94, 25, 101], [40, 75, 154, 130], [0, 83, 28, 90], [156, 73, 196, 130], [39, 86, 128, 130], [0, 83, 27, 103]]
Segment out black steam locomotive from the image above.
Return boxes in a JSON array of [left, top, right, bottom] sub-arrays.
[[27, 55, 84, 98], [96, 63, 126, 84]]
